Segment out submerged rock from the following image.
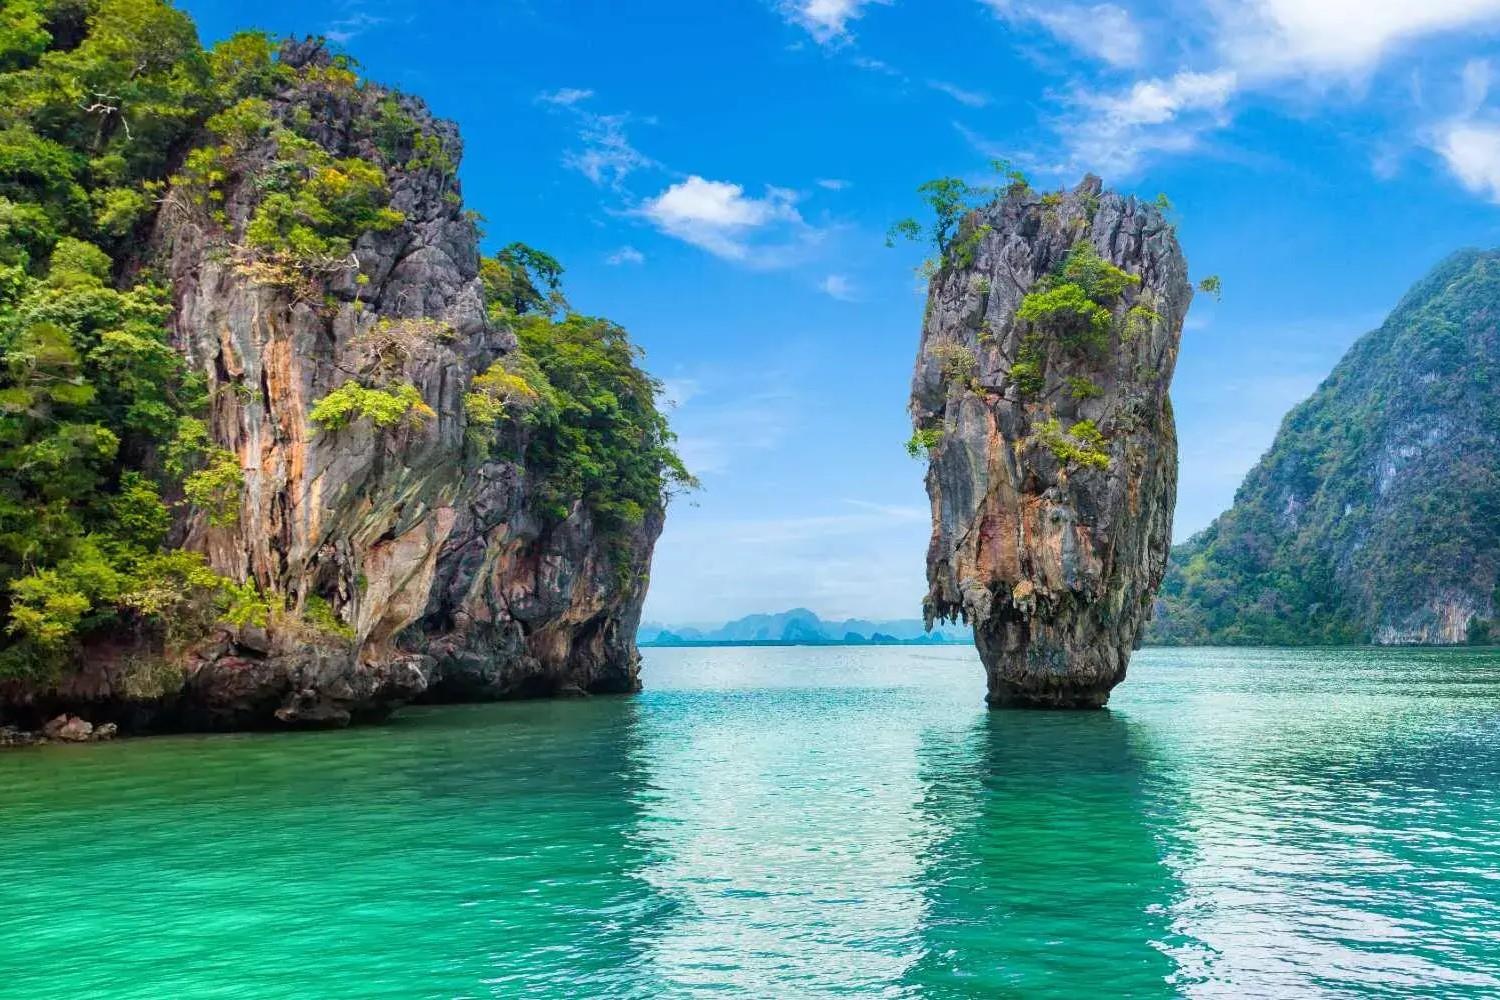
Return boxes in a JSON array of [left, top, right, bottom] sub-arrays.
[[911, 177, 1190, 707]]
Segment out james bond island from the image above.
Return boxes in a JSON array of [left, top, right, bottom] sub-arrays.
[[907, 176, 1190, 708]]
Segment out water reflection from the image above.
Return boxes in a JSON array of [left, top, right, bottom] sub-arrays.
[[905, 708, 1183, 997], [625, 684, 955, 995]]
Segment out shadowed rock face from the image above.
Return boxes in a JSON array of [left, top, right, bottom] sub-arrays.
[[912, 176, 1189, 708], [0, 41, 658, 732]]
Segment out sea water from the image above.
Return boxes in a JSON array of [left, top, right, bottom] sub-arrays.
[[3, 646, 1499, 998]]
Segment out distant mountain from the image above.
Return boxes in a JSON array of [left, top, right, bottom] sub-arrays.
[[638, 608, 970, 645], [1150, 249, 1500, 646]]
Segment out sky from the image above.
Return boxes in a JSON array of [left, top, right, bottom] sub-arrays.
[[180, 0, 1500, 625]]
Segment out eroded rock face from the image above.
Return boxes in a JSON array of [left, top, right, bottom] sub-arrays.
[[912, 177, 1189, 708], [0, 41, 659, 734]]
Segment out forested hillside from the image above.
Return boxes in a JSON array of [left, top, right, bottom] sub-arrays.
[[1151, 250, 1500, 646]]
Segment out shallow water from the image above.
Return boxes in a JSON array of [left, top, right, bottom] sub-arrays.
[[3, 646, 1500, 998]]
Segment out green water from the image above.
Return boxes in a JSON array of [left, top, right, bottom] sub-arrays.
[[4, 646, 1500, 998]]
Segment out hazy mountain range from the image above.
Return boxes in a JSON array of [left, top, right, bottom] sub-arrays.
[[638, 608, 970, 645]]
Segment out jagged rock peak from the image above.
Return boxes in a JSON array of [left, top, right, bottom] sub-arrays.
[[911, 175, 1190, 707]]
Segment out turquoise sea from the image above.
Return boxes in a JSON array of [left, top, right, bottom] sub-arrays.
[[4, 646, 1500, 998]]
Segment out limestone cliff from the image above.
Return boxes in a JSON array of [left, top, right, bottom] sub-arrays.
[[912, 177, 1189, 707], [1151, 249, 1500, 646], [0, 38, 670, 732]]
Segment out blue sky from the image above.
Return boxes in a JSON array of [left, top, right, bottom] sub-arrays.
[[182, 0, 1500, 624]]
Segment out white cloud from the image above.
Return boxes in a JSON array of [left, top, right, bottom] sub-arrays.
[[1091, 70, 1238, 127], [1436, 121, 1500, 200], [928, 80, 990, 107], [1019, 0, 1500, 185], [816, 178, 851, 190], [820, 274, 857, 300], [641, 176, 808, 263], [1050, 69, 1237, 175], [982, 1, 1145, 68], [1220, 0, 1500, 81], [606, 245, 645, 265], [777, 0, 889, 44], [537, 87, 595, 107]]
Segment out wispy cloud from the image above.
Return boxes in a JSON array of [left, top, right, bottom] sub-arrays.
[[1011, 0, 1500, 188], [536, 89, 657, 188], [659, 376, 702, 408], [776, 0, 890, 44], [537, 87, 595, 107], [606, 245, 646, 265], [927, 79, 991, 107], [816, 178, 851, 190], [325, 10, 385, 43], [1051, 69, 1238, 176], [1432, 59, 1500, 201], [981, 1, 1145, 68], [819, 273, 857, 300], [850, 54, 903, 77], [664, 367, 801, 477], [567, 113, 656, 188]]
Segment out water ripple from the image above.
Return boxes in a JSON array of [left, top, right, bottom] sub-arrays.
[[2, 645, 1499, 997]]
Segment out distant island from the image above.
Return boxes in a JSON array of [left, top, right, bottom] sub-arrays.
[[638, 608, 971, 647]]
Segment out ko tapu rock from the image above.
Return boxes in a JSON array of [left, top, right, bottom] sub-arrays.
[[911, 176, 1190, 708]]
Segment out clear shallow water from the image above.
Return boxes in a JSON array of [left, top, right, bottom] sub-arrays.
[[4, 647, 1500, 998]]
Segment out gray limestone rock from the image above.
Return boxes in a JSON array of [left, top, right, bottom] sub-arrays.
[[912, 176, 1189, 707]]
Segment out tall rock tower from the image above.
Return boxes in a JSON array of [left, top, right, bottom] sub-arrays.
[[911, 176, 1190, 707]]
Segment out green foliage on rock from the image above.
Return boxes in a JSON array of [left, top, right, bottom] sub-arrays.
[[1017, 241, 1140, 352], [932, 340, 978, 387], [886, 164, 1026, 270], [475, 245, 696, 532], [905, 426, 943, 459], [1010, 333, 1046, 397], [309, 381, 433, 431], [1065, 375, 1103, 400], [1035, 417, 1110, 471]]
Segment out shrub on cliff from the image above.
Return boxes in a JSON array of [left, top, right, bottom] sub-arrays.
[[474, 245, 696, 530], [1016, 241, 1140, 352]]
